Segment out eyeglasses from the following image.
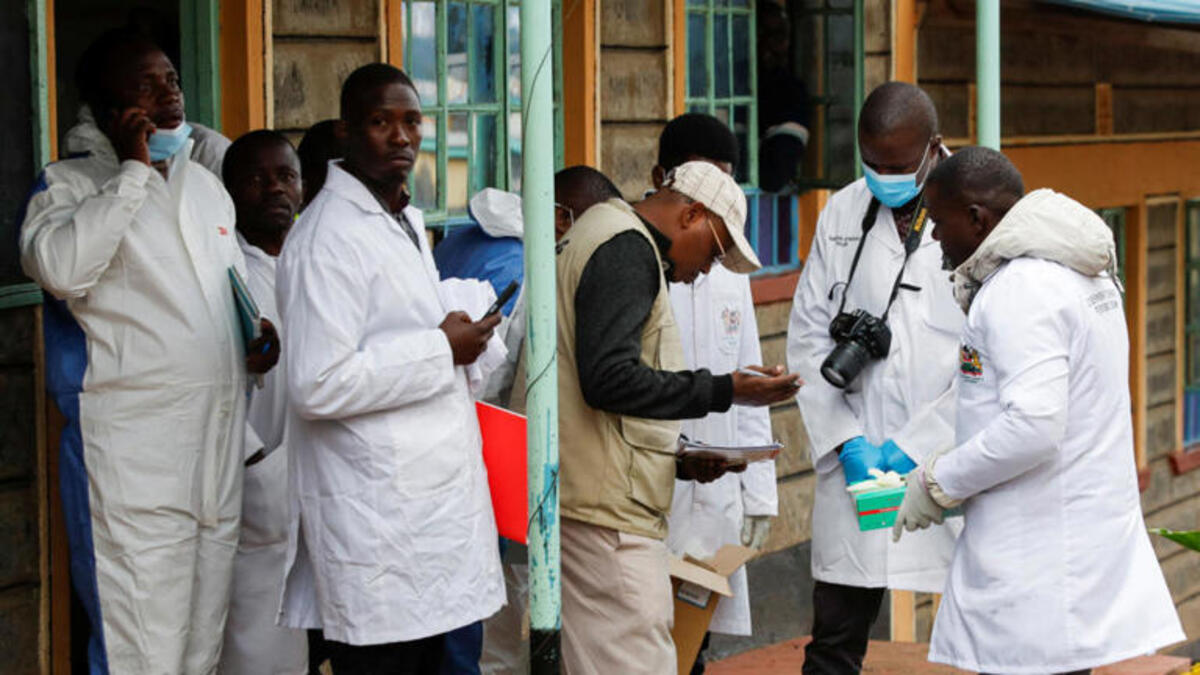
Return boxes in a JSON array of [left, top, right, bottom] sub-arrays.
[[705, 214, 727, 265], [555, 202, 575, 229]]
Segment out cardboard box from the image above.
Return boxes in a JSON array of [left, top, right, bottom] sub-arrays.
[[669, 545, 757, 675]]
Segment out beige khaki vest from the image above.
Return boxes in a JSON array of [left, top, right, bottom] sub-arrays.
[[556, 199, 685, 540]]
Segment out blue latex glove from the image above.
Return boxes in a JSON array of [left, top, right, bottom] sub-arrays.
[[838, 437, 885, 485], [880, 439, 916, 475]]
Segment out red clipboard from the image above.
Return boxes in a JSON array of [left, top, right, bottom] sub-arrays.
[[476, 401, 528, 544]]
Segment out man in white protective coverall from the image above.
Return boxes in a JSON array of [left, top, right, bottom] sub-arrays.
[[275, 63, 506, 674], [218, 130, 309, 675], [893, 146, 1185, 674], [786, 81, 963, 674], [654, 114, 777, 674], [21, 29, 279, 674]]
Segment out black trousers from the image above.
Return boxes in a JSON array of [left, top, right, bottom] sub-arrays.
[[326, 634, 446, 675], [802, 581, 886, 675]]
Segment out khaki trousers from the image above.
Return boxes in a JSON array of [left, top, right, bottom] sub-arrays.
[[561, 517, 676, 675]]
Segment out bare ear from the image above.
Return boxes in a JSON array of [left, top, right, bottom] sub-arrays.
[[651, 165, 665, 191], [334, 120, 349, 142]]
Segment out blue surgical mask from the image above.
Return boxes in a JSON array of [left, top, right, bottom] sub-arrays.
[[862, 142, 933, 208], [147, 121, 193, 162]]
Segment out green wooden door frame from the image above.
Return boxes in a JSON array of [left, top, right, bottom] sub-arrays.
[[179, 0, 221, 131], [28, 0, 53, 169]]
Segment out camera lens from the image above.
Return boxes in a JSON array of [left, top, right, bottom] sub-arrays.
[[821, 339, 871, 389]]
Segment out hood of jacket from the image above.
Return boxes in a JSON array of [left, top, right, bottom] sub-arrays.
[[469, 188, 524, 239], [64, 105, 120, 165], [952, 188, 1119, 311]]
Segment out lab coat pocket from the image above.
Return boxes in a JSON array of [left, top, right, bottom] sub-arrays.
[[621, 416, 680, 514]]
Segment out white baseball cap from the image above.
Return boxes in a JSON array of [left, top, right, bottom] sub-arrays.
[[663, 161, 761, 273]]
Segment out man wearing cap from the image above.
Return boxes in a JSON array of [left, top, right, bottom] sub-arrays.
[[556, 161, 802, 674]]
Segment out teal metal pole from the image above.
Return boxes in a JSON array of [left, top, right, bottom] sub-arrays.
[[28, 0, 52, 168], [520, 1, 561, 672], [976, 0, 1000, 150]]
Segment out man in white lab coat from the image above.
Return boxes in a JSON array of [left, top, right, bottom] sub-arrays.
[[276, 63, 505, 674], [218, 130, 309, 675], [654, 114, 777, 673], [787, 82, 962, 673], [894, 146, 1184, 674], [22, 30, 278, 674]]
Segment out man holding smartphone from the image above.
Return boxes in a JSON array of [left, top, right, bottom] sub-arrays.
[[276, 63, 505, 673]]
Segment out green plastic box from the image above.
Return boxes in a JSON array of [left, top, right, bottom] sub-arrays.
[[854, 484, 964, 531]]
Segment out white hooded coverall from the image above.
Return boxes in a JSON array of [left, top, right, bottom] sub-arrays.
[[787, 178, 963, 592], [928, 190, 1184, 673], [667, 267, 777, 635], [275, 163, 505, 645], [218, 235, 308, 675], [22, 125, 249, 674]]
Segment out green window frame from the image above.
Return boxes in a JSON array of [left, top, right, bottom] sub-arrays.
[[795, 0, 861, 189], [1097, 207, 1126, 285], [685, 0, 758, 187], [1184, 201, 1200, 444], [402, 0, 563, 234], [687, 0, 802, 273]]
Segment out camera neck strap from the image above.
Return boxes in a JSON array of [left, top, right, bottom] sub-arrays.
[[835, 196, 930, 320]]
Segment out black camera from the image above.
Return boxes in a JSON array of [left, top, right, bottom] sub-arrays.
[[821, 310, 892, 389]]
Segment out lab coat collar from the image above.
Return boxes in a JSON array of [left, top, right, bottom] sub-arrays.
[[324, 161, 420, 224], [235, 230, 279, 267], [66, 105, 195, 176]]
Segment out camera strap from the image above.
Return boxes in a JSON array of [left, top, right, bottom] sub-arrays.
[[834, 196, 930, 320]]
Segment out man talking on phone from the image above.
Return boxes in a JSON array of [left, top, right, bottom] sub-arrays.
[[276, 64, 505, 673]]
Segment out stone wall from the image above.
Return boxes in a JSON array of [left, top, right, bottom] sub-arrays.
[[1139, 198, 1200, 661], [598, 0, 673, 199], [271, 0, 381, 138], [0, 304, 43, 675]]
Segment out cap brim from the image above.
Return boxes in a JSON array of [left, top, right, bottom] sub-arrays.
[[722, 226, 762, 273]]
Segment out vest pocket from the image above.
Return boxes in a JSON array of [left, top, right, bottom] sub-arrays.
[[620, 416, 679, 514]]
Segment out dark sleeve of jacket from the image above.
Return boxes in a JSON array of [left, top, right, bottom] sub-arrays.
[[573, 231, 734, 419]]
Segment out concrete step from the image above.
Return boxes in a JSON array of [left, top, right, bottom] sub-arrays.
[[707, 637, 1193, 674]]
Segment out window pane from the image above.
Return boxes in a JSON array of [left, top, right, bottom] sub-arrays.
[[733, 105, 751, 183], [409, 2, 438, 104], [413, 114, 439, 211], [733, 14, 751, 96], [472, 113, 499, 194], [688, 102, 707, 115], [1191, 335, 1200, 385], [508, 111, 523, 191], [448, 112, 469, 212], [731, 0, 750, 6], [757, 193, 776, 264], [447, 3, 468, 105], [714, 13, 730, 98], [508, 6, 522, 104], [826, 12, 857, 184], [687, 13, 707, 99], [470, 4, 497, 104]]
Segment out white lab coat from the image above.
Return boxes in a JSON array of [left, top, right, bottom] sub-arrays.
[[928, 193, 1183, 673], [275, 163, 505, 645], [667, 268, 777, 635], [22, 125, 248, 674], [786, 178, 962, 591], [219, 236, 307, 675]]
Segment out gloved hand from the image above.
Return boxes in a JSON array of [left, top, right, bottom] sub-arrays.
[[741, 515, 772, 551], [880, 439, 916, 475], [837, 436, 885, 486], [891, 467, 945, 542]]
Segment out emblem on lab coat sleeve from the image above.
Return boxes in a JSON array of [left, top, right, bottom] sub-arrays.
[[720, 304, 741, 354], [959, 344, 983, 381]]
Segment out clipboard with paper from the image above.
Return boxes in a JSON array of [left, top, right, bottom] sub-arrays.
[[677, 437, 783, 464], [228, 266, 262, 351]]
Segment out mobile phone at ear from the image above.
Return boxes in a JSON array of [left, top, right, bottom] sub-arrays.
[[483, 280, 520, 318]]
